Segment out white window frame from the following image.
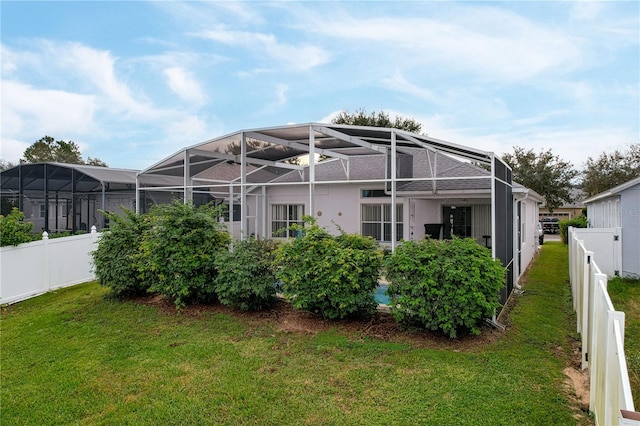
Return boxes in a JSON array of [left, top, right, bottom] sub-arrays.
[[271, 204, 305, 238], [361, 203, 403, 242]]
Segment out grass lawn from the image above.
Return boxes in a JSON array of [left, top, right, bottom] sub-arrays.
[[607, 276, 640, 409], [1, 242, 592, 425]]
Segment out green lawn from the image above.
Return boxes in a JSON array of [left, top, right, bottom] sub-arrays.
[[1, 242, 592, 425], [608, 276, 640, 409]]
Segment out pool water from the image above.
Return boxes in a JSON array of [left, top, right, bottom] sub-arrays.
[[374, 285, 390, 305]]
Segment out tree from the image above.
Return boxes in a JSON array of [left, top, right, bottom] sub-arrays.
[[501, 146, 578, 213], [0, 159, 15, 171], [21, 136, 107, 166], [581, 143, 640, 197], [331, 109, 424, 134]]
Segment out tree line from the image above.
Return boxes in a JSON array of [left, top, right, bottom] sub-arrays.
[[1, 110, 638, 211]]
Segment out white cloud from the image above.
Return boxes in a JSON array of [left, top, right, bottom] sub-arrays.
[[570, 1, 604, 21], [195, 27, 332, 72], [1, 80, 97, 162], [420, 115, 636, 170], [381, 70, 436, 103], [58, 43, 165, 118], [307, 7, 583, 82], [2, 80, 96, 131], [275, 84, 288, 107], [163, 66, 205, 105]]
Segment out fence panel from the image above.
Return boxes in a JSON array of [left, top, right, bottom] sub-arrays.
[[0, 230, 98, 304], [0, 240, 47, 304], [572, 227, 622, 277], [568, 227, 639, 425], [47, 233, 97, 290]]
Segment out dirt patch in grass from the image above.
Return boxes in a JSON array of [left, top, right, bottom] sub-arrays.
[[130, 294, 503, 352], [563, 366, 590, 414]]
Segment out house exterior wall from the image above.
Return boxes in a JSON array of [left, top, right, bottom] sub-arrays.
[[265, 183, 410, 241], [516, 196, 541, 280], [586, 182, 640, 278], [410, 198, 442, 240], [620, 184, 640, 277], [588, 196, 621, 228]]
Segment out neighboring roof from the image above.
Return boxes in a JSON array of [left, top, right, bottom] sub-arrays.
[[583, 175, 640, 204], [512, 183, 545, 203]]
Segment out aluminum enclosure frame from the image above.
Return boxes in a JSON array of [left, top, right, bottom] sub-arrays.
[[137, 123, 513, 300]]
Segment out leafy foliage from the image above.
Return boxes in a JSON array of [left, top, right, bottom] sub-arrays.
[[581, 143, 640, 197], [214, 238, 279, 311], [332, 109, 423, 134], [275, 219, 383, 320], [559, 215, 588, 244], [0, 208, 36, 246], [385, 238, 505, 338], [21, 135, 107, 166], [141, 201, 230, 308], [501, 146, 578, 212], [92, 209, 152, 296], [0, 159, 16, 171]]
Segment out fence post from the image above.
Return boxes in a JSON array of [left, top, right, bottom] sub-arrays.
[[42, 231, 50, 292], [580, 246, 593, 371]]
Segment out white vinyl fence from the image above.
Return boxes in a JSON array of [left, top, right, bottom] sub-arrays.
[[0, 228, 99, 305], [568, 227, 640, 425]]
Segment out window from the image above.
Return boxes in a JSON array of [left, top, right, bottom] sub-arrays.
[[361, 204, 403, 242], [272, 204, 304, 237], [39, 203, 46, 218], [361, 189, 389, 198]]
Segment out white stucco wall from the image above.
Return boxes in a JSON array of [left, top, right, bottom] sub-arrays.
[[620, 184, 640, 277], [515, 196, 541, 280]]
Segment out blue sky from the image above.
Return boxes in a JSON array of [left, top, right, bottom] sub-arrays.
[[2, 1, 638, 171]]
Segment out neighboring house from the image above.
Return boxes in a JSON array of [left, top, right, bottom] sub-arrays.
[[583, 176, 640, 278], [138, 123, 543, 305], [0, 162, 179, 233], [539, 187, 585, 221]]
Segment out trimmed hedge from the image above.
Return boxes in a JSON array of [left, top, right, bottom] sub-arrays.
[[559, 215, 588, 244], [142, 201, 230, 308], [93, 208, 152, 297], [275, 219, 383, 320], [214, 238, 278, 311], [385, 237, 505, 338]]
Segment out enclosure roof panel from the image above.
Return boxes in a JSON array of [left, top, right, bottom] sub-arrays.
[[139, 123, 497, 181], [0, 162, 139, 193]]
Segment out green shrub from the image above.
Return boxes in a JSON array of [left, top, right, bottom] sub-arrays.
[[0, 208, 36, 247], [92, 209, 152, 297], [559, 215, 588, 244], [275, 219, 383, 320], [384, 238, 505, 338], [141, 201, 230, 308], [214, 238, 278, 311]]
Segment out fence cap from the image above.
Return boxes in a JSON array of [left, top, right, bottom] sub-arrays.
[[42, 231, 49, 239]]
